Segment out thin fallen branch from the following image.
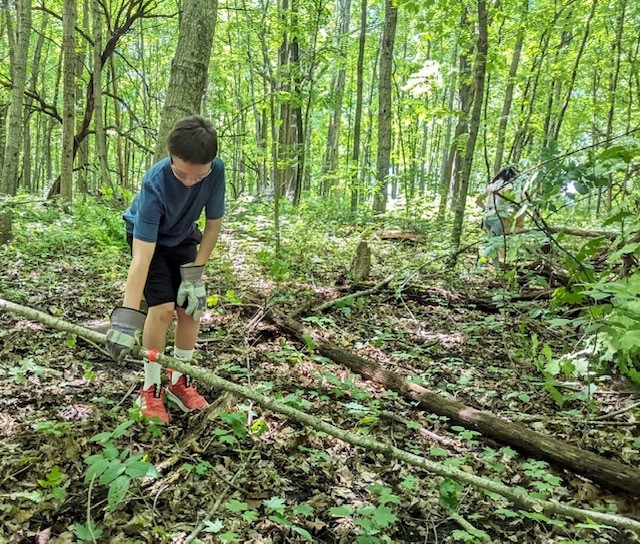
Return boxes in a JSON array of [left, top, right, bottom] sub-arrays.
[[594, 400, 640, 422], [262, 304, 640, 498], [1, 298, 639, 533], [291, 275, 394, 319]]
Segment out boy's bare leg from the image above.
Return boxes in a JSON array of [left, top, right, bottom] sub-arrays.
[[175, 307, 200, 350], [142, 302, 176, 352]]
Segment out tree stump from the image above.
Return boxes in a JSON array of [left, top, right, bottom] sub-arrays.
[[351, 241, 371, 282]]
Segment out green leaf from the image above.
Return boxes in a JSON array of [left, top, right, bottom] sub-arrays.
[[51, 486, 68, 503], [103, 442, 119, 459], [241, 510, 259, 522], [90, 431, 113, 443], [225, 499, 249, 512], [111, 420, 135, 439], [371, 505, 398, 527], [439, 478, 463, 511], [107, 475, 130, 509], [329, 505, 354, 516], [125, 461, 160, 479], [99, 460, 126, 485], [400, 474, 419, 490], [219, 531, 240, 543], [203, 519, 224, 533], [38, 466, 65, 488], [303, 333, 316, 352], [292, 503, 315, 516], [74, 520, 103, 540], [84, 458, 110, 483], [263, 496, 287, 515]]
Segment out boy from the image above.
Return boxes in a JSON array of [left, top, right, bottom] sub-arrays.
[[106, 115, 225, 424]]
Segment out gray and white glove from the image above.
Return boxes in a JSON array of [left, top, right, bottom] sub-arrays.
[[105, 307, 146, 361], [177, 264, 207, 321]]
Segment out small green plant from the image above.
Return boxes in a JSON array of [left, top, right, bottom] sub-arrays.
[[84, 420, 161, 510], [212, 410, 249, 445], [82, 361, 97, 382], [181, 457, 213, 475], [33, 420, 69, 437], [74, 518, 103, 542], [521, 459, 563, 499], [451, 426, 482, 447], [9, 357, 61, 384], [37, 465, 68, 504], [329, 483, 400, 542]]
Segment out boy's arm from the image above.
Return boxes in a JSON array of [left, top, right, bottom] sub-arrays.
[[194, 218, 222, 265], [123, 238, 156, 309]]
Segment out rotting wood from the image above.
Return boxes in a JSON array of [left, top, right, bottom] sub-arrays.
[[2, 298, 640, 533], [262, 304, 640, 498]]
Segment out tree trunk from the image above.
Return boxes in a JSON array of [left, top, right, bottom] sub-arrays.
[[449, 0, 488, 261], [350, 0, 367, 214], [373, 0, 398, 213], [76, 0, 91, 196], [493, 21, 524, 174], [92, 0, 110, 192], [605, 0, 626, 213], [0, 0, 31, 244], [552, 0, 598, 143], [436, 56, 457, 220], [321, 0, 352, 190], [60, 0, 77, 203], [21, 16, 47, 192], [153, 0, 218, 162]]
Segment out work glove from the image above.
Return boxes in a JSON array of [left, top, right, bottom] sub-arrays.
[[177, 263, 207, 321], [105, 307, 146, 361]]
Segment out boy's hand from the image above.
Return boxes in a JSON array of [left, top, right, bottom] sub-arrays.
[[177, 264, 207, 320], [106, 307, 147, 361]]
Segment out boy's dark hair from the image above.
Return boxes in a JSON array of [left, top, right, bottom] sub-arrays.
[[167, 115, 218, 164], [493, 166, 519, 183]]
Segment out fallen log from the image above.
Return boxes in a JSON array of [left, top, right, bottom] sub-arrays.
[[263, 305, 640, 498], [2, 297, 640, 533]]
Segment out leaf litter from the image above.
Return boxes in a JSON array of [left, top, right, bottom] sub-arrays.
[[0, 201, 638, 543]]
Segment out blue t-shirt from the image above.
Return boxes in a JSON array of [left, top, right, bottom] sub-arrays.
[[123, 157, 225, 247]]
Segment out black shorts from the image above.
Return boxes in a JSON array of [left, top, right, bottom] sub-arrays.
[[127, 229, 202, 308]]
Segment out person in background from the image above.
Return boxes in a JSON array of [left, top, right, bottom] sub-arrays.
[[476, 166, 526, 267], [105, 115, 225, 424]]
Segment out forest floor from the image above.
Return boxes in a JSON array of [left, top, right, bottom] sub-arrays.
[[0, 198, 638, 544]]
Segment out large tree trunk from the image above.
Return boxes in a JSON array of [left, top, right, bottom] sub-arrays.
[[372, 0, 397, 213], [153, 0, 218, 162], [0, 0, 31, 244], [262, 306, 640, 498]]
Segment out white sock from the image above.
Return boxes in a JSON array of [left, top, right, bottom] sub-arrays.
[[143, 360, 162, 390], [171, 347, 194, 385]]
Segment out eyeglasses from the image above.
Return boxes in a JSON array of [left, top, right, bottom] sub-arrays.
[[170, 159, 212, 185]]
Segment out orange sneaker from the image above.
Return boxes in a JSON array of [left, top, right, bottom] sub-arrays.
[[135, 384, 169, 424], [166, 373, 208, 412]]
